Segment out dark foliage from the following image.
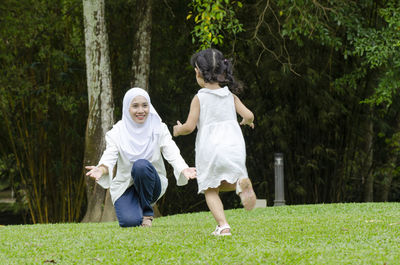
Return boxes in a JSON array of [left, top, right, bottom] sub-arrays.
[[1, 0, 399, 222]]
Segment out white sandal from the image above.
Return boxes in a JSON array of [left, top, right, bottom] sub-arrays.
[[211, 224, 232, 236]]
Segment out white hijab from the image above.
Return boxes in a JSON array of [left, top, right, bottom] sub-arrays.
[[111, 87, 161, 163]]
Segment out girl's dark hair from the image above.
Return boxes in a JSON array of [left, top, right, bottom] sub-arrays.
[[190, 48, 243, 93]]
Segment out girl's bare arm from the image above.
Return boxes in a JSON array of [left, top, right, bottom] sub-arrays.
[[173, 95, 200, 136], [233, 94, 254, 128]]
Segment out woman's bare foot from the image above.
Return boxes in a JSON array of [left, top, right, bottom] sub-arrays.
[[141, 216, 153, 227]]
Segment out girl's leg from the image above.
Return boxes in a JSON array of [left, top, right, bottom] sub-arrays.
[[114, 185, 142, 227], [204, 187, 230, 234], [237, 178, 256, 210], [131, 159, 161, 217], [220, 179, 256, 210], [219, 180, 236, 192]]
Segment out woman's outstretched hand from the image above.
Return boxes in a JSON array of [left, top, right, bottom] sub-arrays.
[[85, 166, 104, 181], [182, 167, 197, 180]]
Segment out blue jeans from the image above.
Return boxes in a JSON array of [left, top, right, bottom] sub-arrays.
[[114, 159, 161, 227]]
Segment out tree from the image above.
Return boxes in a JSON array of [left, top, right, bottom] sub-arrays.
[[81, 0, 116, 222], [0, 0, 88, 223], [2, 0, 400, 225], [188, 0, 243, 50], [130, 0, 152, 90], [129, 0, 165, 217], [244, 0, 400, 203]]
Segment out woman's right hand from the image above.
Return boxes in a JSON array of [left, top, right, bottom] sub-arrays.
[[182, 167, 197, 180], [85, 166, 105, 181]]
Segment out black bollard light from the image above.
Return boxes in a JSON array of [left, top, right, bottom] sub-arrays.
[[274, 153, 286, 206]]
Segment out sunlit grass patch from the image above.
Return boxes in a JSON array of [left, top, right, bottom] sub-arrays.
[[1, 203, 399, 264]]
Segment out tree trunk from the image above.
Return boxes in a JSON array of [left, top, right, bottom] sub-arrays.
[[130, 0, 152, 91], [129, 0, 162, 217], [363, 116, 374, 202], [82, 0, 116, 222], [380, 158, 395, 202], [381, 114, 400, 201]]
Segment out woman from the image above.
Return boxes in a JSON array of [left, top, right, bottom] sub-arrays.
[[86, 88, 196, 227]]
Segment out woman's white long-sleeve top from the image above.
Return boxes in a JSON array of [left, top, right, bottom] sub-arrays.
[[96, 122, 189, 204]]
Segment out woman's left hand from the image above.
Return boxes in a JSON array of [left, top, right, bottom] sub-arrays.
[[182, 167, 197, 180]]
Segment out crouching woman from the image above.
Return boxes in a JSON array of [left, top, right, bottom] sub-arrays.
[[85, 88, 196, 227]]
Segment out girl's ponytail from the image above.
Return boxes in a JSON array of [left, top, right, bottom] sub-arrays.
[[191, 48, 243, 94], [220, 58, 242, 94]]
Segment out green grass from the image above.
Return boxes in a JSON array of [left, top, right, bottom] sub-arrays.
[[1, 203, 399, 264]]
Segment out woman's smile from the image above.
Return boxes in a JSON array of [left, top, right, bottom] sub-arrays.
[[136, 114, 146, 120], [129, 96, 149, 124]]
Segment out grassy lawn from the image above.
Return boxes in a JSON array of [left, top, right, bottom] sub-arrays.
[[1, 203, 399, 264]]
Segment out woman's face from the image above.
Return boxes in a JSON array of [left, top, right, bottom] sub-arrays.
[[129, 96, 149, 124]]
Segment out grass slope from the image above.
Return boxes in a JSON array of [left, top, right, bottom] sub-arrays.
[[1, 203, 399, 264]]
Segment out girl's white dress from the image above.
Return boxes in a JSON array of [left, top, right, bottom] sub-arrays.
[[195, 86, 248, 193]]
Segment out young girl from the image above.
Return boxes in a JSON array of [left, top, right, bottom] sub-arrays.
[[173, 48, 256, 236], [86, 87, 196, 227]]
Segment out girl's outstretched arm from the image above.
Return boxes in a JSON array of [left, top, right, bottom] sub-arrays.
[[173, 95, 200, 137], [233, 94, 255, 129]]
